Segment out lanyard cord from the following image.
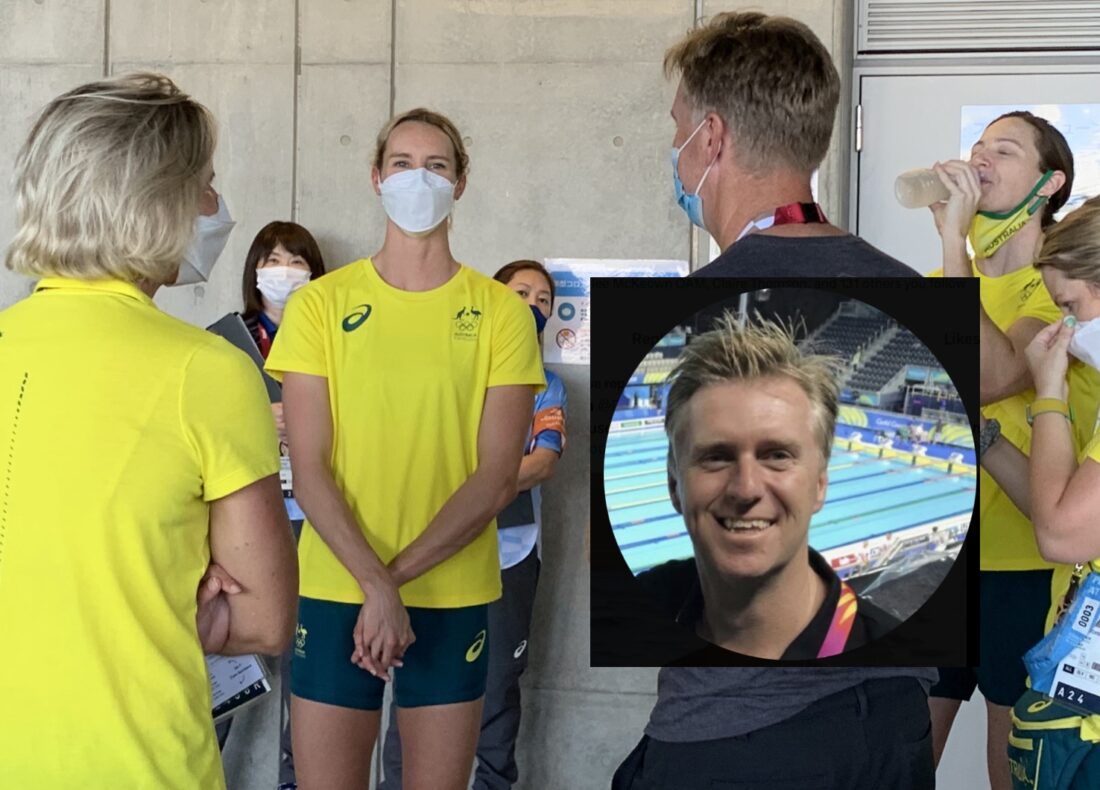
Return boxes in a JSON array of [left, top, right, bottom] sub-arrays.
[[1054, 562, 1098, 626], [735, 201, 828, 243], [817, 578, 858, 658]]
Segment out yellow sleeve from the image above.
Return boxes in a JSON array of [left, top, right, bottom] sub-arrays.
[[181, 339, 280, 502], [926, 268, 944, 278], [488, 290, 546, 392], [1067, 365, 1100, 453], [264, 285, 328, 382], [1081, 427, 1100, 466]]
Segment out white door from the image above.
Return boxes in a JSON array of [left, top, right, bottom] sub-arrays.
[[853, 71, 1100, 274]]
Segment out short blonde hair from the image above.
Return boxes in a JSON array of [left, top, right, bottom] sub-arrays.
[[1034, 196, 1100, 287], [664, 11, 840, 173], [5, 72, 216, 283], [664, 313, 841, 462], [372, 107, 469, 180]]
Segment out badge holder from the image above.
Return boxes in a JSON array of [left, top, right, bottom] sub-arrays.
[[279, 453, 294, 498], [207, 654, 273, 723], [1025, 564, 1100, 715]]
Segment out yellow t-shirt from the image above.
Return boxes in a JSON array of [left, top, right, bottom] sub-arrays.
[[265, 259, 545, 607], [0, 278, 279, 789], [931, 260, 1063, 570]]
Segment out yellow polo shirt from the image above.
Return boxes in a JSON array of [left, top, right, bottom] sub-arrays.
[[932, 261, 1064, 570], [265, 259, 545, 607], [0, 278, 279, 788]]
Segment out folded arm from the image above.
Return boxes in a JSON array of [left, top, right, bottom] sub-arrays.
[[206, 474, 298, 655]]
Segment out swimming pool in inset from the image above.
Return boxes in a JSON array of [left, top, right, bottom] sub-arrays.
[[604, 425, 975, 575]]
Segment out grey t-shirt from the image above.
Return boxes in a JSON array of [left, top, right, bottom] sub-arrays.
[[690, 233, 918, 278], [649, 229, 931, 744], [646, 665, 938, 743]]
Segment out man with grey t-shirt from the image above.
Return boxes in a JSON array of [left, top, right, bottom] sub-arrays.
[[611, 317, 937, 789], [611, 14, 938, 788]]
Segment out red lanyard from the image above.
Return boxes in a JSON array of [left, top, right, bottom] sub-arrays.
[[774, 201, 826, 226], [817, 579, 858, 658], [736, 202, 828, 242], [256, 322, 273, 358]]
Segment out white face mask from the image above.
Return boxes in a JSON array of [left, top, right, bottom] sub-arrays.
[[1069, 316, 1100, 371], [175, 195, 236, 285], [256, 266, 311, 308], [379, 168, 455, 235]]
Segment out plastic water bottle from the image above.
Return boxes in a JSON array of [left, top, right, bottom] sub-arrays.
[[894, 168, 950, 209]]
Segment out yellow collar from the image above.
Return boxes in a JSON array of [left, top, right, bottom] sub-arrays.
[[34, 277, 155, 306]]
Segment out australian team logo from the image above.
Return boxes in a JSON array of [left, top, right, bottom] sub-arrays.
[[342, 303, 372, 332], [294, 624, 308, 657], [453, 306, 482, 340]]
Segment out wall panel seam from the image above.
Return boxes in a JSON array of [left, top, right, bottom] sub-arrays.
[[102, 0, 111, 76], [389, 0, 397, 116], [292, 0, 301, 222]]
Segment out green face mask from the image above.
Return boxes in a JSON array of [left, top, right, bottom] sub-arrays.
[[968, 170, 1054, 259]]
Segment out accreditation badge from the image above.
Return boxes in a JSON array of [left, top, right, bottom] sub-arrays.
[[279, 454, 294, 496], [1026, 567, 1100, 715]]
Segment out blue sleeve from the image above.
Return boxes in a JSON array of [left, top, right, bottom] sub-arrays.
[[532, 372, 567, 454]]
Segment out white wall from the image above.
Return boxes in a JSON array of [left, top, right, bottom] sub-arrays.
[[0, 3, 982, 789]]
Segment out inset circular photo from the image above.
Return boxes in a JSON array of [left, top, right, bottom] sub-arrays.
[[602, 287, 975, 661]]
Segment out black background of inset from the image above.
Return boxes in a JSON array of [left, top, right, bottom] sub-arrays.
[[590, 277, 978, 668]]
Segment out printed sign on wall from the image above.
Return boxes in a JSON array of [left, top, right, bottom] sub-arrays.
[[542, 259, 688, 365]]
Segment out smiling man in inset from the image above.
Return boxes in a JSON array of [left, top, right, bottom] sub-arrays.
[[638, 315, 899, 660], [614, 315, 935, 790]]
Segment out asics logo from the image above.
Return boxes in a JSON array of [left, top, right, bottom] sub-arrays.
[[342, 304, 372, 332], [465, 629, 487, 662]]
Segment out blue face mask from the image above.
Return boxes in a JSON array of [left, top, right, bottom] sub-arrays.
[[671, 117, 718, 229], [530, 304, 548, 335]]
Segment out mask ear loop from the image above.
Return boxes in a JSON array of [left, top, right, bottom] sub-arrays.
[[692, 151, 719, 197], [1026, 170, 1056, 217], [679, 115, 721, 195], [677, 115, 708, 155], [691, 123, 722, 197], [977, 169, 1054, 220]]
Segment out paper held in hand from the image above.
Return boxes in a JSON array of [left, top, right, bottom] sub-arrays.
[[207, 654, 273, 723]]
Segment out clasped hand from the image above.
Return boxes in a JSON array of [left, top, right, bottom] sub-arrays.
[[350, 577, 416, 681]]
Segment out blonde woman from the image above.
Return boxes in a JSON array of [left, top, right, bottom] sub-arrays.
[[0, 73, 297, 788], [266, 109, 544, 790], [980, 196, 1100, 788]]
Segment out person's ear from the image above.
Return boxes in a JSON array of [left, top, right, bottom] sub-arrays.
[[813, 462, 828, 514], [703, 111, 727, 164], [668, 455, 683, 514], [1041, 170, 1067, 200]]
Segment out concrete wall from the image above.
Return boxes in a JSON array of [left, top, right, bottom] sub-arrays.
[[0, 2, 863, 789]]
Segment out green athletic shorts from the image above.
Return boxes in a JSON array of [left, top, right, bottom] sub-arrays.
[[291, 596, 489, 710]]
